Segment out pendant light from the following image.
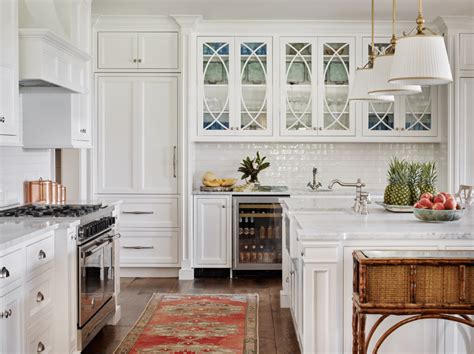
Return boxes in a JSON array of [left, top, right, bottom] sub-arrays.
[[349, 0, 394, 102], [388, 0, 452, 85], [368, 0, 422, 96]]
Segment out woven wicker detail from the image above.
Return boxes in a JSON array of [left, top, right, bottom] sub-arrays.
[[467, 266, 474, 303], [367, 266, 411, 303], [416, 266, 459, 304]]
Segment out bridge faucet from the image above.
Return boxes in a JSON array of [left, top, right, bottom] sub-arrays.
[[307, 167, 323, 191], [327, 178, 369, 213]]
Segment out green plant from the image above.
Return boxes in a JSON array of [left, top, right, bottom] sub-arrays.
[[238, 151, 270, 184]]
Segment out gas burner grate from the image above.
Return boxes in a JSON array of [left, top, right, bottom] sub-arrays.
[[0, 204, 102, 218]]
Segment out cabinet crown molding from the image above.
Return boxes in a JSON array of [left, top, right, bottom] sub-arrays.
[[92, 15, 180, 31]]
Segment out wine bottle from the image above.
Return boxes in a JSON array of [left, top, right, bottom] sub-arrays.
[[259, 225, 266, 240], [244, 217, 249, 236], [239, 217, 243, 236], [249, 216, 255, 237]]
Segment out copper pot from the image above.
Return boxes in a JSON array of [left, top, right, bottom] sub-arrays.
[[51, 182, 58, 204], [60, 185, 67, 203], [25, 178, 52, 204]]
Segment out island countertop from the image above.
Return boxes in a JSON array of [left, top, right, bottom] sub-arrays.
[[293, 205, 474, 241], [0, 221, 59, 252]]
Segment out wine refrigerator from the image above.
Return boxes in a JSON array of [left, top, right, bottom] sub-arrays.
[[233, 195, 288, 270]]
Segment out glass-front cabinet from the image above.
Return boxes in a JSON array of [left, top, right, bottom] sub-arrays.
[[197, 37, 272, 136], [280, 37, 355, 136], [362, 37, 437, 137]]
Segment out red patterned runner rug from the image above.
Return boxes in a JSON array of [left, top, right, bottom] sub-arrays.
[[114, 294, 259, 354]]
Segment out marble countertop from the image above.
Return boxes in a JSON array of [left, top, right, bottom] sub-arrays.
[[192, 187, 371, 197], [0, 221, 59, 252], [294, 205, 474, 241]]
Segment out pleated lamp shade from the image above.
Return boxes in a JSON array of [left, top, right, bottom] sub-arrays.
[[389, 35, 453, 85], [369, 54, 422, 96], [349, 67, 394, 102]]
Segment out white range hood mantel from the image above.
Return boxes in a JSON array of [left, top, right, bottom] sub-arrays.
[[19, 29, 91, 93]]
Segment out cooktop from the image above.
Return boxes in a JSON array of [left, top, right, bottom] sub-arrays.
[[0, 204, 102, 218]]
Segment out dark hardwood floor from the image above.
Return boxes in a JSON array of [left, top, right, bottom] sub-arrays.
[[83, 276, 300, 354]]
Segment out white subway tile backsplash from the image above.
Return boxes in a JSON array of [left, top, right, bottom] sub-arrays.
[[193, 142, 448, 193]]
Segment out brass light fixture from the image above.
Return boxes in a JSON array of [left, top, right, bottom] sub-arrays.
[[388, 0, 453, 85]]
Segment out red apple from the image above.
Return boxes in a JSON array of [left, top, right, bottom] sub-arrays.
[[445, 194, 455, 200], [414, 202, 428, 209], [420, 193, 433, 201], [433, 194, 447, 204], [444, 198, 457, 210], [419, 198, 433, 209], [432, 202, 445, 210]]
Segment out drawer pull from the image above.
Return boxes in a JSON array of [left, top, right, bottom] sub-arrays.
[[0, 266, 10, 278], [37, 341, 45, 353], [0, 309, 12, 319], [38, 250, 47, 260], [122, 246, 154, 250], [0, 117, 5, 123], [173, 146, 177, 178], [36, 291, 45, 303], [122, 211, 154, 215]]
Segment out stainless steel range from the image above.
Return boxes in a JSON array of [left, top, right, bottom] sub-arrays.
[[0, 202, 120, 350]]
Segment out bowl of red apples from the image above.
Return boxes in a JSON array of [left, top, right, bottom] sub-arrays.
[[413, 192, 465, 222]]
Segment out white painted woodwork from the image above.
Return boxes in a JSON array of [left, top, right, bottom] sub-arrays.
[[96, 75, 178, 194], [120, 198, 178, 228], [0, 248, 24, 292], [459, 78, 474, 185], [25, 315, 54, 354], [194, 196, 231, 267], [138, 32, 179, 69], [120, 229, 179, 267], [0, 0, 20, 146], [25, 235, 54, 276], [459, 34, 474, 70], [97, 32, 179, 70], [24, 268, 54, 328], [0, 287, 23, 354]]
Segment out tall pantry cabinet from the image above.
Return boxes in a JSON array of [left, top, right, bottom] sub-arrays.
[[94, 21, 181, 272]]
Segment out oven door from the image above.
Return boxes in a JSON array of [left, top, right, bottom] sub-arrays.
[[78, 233, 116, 328]]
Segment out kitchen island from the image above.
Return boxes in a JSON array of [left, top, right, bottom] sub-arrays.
[[280, 196, 474, 354]]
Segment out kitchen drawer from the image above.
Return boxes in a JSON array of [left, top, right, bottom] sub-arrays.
[[26, 233, 54, 275], [120, 198, 178, 228], [0, 248, 25, 290], [26, 314, 54, 354], [120, 230, 179, 266], [25, 268, 54, 328]]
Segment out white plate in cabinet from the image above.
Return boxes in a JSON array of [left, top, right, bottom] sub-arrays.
[[25, 268, 54, 328], [120, 198, 178, 228], [26, 234, 54, 277], [26, 314, 54, 354], [0, 287, 23, 354], [0, 248, 25, 292], [120, 230, 179, 267]]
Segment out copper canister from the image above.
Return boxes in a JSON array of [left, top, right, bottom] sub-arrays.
[[25, 178, 52, 203], [51, 181, 58, 204], [60, 185, 67, 203]]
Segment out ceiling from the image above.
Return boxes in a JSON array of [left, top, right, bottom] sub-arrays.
[[92, 0, 474, 21]]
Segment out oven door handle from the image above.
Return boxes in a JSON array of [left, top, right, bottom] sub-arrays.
[[82, 238, 113, 258]]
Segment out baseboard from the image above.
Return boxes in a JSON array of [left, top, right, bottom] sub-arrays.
[[108, 305, 121, 325], [280, 290, 289, 308], [120, 267, 179, 278], [179, 268, 194, 280]]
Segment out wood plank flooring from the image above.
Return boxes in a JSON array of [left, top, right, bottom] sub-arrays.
[[83, 277, 300, 354]]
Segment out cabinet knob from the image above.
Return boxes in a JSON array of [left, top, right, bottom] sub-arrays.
[[285, 276, 289, 283], [401, 127, 406, 131], [138, 59, 142, 63], [80, 128, 87, 133], [0, 117, 5, 123], [290, 271, 295, 275], [37, 341, 46, 353], [133, 59, 137, 63], [395, 127, 400, 131], [319, 127, 323, 131], [36, 291, 45, 303], [38, 250, 47, 260], [0, 266, 10, 278], [1, 309, 12, 318], [222, 205, 226, 208]]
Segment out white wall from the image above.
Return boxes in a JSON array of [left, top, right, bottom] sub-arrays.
[[194, 142, 448, 193], [0, 147, 52, 206]]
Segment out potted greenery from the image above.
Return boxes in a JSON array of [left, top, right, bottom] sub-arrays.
[[237, 151, 270, 188]]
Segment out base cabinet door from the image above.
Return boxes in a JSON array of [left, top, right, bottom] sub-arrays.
[[194, 196, 231, 267], [0, 287, 23, 354]]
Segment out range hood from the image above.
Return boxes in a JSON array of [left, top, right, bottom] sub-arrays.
[[18, 0, 91, 93]]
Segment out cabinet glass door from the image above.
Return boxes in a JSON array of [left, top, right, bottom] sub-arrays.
[[319, 39, 354, 135], [237, 39, 272, 134], [199, 40, 232, 132], [282, 40, 315, 135], [404, 86, 433, 133]]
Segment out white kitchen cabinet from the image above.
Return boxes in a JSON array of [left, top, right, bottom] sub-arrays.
[[459, 34, 474, 70], [193, 196, 232, 268], [96, 74, 178, 194], [0, 0, 20, 146], [0, 287, 23, 354], [97, 32, 179, 70], [459, 78, 474, 185], [197, 37, 273, 136]]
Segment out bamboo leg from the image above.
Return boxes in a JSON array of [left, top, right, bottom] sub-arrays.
[[352, 305, 359, 354], [358, 313, 366, 354]]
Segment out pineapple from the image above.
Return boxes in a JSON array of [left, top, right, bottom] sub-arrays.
[[419, 162, 438, 196], [408, 162, 422, 205], [384, 157, 412, 206]]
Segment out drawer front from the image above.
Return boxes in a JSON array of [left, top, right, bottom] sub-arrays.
[[120, 199, 178, 228], [0, 248, 25, 290], [25, 268, 54, 327], [26, 233, 54, 275], [120, 230, 179, 266], [26, 315, 54, 354]]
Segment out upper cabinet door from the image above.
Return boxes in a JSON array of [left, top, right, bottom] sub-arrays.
[[280, 38, 317, 136], [137, 76, 178, 194], [401, 86, 437, 137], [97, 76, 137, 193], [236, 37, 273, 135], [98, 32, 138, 69], [0, 67, 17, 137], [318, 37, 355, 136], [138, 32, 179, 70], [197, 38, 235, 135]]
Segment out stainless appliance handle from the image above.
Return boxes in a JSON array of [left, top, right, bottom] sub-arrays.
[[122, 246, 154, 250], [173, 146, 177, 178], [122, 211, 154, 215]]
